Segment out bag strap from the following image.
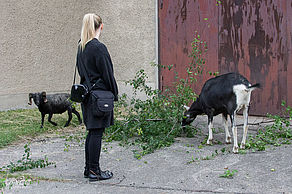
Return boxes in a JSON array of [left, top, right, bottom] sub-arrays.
[[74, 47, 98, 92], [73, 65, 77, 85]]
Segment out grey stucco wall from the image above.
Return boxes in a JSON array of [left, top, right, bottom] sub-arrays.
[[0, 0, 157, 110]]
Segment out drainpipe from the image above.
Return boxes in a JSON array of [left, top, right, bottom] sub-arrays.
[[155, 0, 159, 90]]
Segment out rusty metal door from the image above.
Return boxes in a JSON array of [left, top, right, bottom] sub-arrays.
[[158, 0, 292, 116], [158, 0, 220, 96]]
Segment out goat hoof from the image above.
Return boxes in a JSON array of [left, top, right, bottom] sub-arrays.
[[226, 137, 232, 144], [240, 143, 245, 149], [50, 122, 57, 126], [206, 139, 213, 145], [233, 146, 239, 154], [40, 126, 43, 128]]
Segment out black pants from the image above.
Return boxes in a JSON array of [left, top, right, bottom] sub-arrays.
[[85, 128, 105, 169]]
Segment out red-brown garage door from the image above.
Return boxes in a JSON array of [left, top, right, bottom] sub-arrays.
[[158, 0, 292, 116]]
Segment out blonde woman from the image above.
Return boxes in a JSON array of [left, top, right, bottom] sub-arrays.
[[76, 13, 118, 181]]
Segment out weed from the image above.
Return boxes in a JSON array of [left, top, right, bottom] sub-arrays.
[[221, 147, 226, 153], [63, 130, 87, 152], [201, 150, 219, 160], [0, 144, 55, 174], [216, 0, 222, 6], [185, 144, 195, 147], [0, 178, 5, 189], [0, 144, 55, 191], [65, 131, 86, 146], [246, 102, 291, 151], [64, 143, 69, 152], [238, 150, 247, 154], [201, 155, 211, 160], [187, 156, 197, 164], [133, 151, 142, 160], [219, 169, 238, 179]]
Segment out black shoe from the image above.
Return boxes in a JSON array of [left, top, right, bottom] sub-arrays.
[[88, 169, 113, 181], [84, 167, 89, 178]]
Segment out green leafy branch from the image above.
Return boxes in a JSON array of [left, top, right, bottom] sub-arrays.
[[0, 144, 55, 174]]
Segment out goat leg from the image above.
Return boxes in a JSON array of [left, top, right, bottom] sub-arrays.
[[41, 112, 45, 128], [240, 106, 249, 149], [72, 108, 82, 125], [222, 113, 231, 144], [230, 113, 239, 153], [64, 109, 73, 127], [48, 113, 57, 126], [206, 115, 214, 145]]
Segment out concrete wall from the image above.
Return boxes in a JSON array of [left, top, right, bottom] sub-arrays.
[[0, 0, 157, 110]]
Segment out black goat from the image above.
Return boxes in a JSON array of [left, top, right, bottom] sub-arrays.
[[28, 92, 82, 128], [182, 73, 260, 153]]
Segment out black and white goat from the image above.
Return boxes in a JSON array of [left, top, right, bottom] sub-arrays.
[[182, 73, 260, 153], [28, 92, 82, 128]]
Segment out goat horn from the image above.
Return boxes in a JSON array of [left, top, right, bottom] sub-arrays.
[[28, 97, 32, 105]]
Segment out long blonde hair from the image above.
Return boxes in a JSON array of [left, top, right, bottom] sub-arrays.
[[80, 13, 102, 51]]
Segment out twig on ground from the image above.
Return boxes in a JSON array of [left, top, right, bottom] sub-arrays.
[[236, 120, 275, 127], [167, 122, 178, 137]]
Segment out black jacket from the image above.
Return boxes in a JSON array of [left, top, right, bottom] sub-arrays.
[[76, 38, 118, 129]]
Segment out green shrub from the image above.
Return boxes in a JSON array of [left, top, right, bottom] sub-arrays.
[[104, 32, 213, 158]]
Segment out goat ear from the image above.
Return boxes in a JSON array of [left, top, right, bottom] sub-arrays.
[[183, 105, 190, 111], [41, 92, 48, 103]]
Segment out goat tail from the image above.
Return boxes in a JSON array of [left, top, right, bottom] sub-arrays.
[[248, 83, 261, 89]]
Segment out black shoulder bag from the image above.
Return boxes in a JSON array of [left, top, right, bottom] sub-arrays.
[[70, 65, 88, 103], [70, 52, 114, 117]]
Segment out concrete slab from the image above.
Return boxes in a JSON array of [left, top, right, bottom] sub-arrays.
[[0, 115, 291, 194]]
